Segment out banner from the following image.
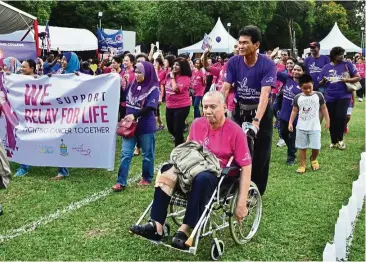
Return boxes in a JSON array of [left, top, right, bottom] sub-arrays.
[[0, 73, 120, 169], [201, 33, 212, 52], [0, 41, 37, 61], [97, 28, 124, 55]]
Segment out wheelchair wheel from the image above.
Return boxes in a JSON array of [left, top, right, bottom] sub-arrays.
[[229, 182, 262, 244], [210, 239, 224, 260], [169, 204, 186, 227]]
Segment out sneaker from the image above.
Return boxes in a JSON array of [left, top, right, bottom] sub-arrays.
[[344, 125, 349, 134], [338, 141, 346, 150], [52, 174, 67, 181], [330, 143, 338, 149], [358, 98, 363, 102], [14, 167, 28, 177], [286, 158, 296, 166], [276, 138, 286, 147], [137, 179, 151, 186], [157, 125, 165, 131]]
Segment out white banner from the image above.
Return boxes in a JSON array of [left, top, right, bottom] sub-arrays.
[[0, 73, 120, 169]]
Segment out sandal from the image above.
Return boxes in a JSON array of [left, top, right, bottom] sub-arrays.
[[171, 231, 189, 250], [310, 157, 320, 171], [130, 220, 167, 241], [112, 184, 125, 192], [296, 166, 306, 174]]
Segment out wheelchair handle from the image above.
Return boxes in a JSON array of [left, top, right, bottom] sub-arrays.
[[242, 122, 258, 136]]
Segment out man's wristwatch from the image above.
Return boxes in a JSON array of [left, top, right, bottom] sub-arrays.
[[253, 117, 260, 123]]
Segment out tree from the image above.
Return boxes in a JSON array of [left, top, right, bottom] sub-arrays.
[[48, 1, 139, 33], [5, 0, 57, 25], [265, 0, 312, 55]]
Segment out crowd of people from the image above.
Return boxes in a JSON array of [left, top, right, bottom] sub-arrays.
[[0, 24, 365, 247]]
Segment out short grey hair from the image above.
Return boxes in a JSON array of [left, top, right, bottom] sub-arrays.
[[203, 91, 226, 104]]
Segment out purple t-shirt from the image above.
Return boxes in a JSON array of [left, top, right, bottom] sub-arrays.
[[126, 87, 160, 135], [225, 54, 276, 104], [318, 61, 358, 102], [277, 72, 302, 122], [304, 55, 330, 89]]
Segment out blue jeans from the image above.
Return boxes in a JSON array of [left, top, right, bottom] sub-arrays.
[[19, 164, 69, 176], [117, 132, 155, 186], [193, 96, 202, 119]]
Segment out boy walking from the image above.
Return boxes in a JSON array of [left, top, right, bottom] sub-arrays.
[[288, 74, 330, 174]]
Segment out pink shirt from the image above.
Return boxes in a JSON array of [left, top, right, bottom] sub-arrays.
[[189, 118, 252, 169], [191, 69, 205, 96], [212, 63, 236, 111], [120, 68, 135, 106], [165, 75, 191, 108], [355, 63, 365, 78], [157, 69, 167, 86]]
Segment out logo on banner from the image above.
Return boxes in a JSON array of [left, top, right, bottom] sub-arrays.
[[72, 144, 91, 157], [60, 139, 68, 156], [38, 145, 54, 154], [115, 34, 123, 42]]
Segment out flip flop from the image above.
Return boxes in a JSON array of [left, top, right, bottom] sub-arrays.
[[310, 157, 320, 171], [296, 166, 306, 174]]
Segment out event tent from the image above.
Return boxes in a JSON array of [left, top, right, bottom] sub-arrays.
[[0, 26, 97, 51], [0, 1, 39, 56], [178, 18, 237, 54], [303, 22, 362, 55], [0, 27, 137, 52]]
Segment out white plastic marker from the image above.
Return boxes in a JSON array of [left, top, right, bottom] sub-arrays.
[[322, 242, 336, 261], [0, 163, 164, 242]]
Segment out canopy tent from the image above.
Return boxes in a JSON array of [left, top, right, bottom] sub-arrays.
[[0, 1, 39, 55], [178, 18, 237, 54], [303, 23, 362, 55], [0, 26, 98, 51]]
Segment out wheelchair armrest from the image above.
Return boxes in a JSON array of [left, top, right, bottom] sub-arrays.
[[221, 166, 241, 177]]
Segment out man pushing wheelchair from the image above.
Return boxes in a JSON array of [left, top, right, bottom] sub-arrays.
[[130, 91, 253, 250]]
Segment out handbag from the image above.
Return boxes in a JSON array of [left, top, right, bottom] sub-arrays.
[[116, 99, 145, 138], [343, 64, 362, 92], [116, 118, 137, 138]]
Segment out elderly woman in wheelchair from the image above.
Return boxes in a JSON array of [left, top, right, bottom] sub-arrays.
[[130, 91, 261, 259]]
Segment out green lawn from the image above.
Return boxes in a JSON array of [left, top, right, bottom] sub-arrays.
[[0, 102, 365, 261]]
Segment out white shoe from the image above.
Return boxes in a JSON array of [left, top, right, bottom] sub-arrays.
[[338, 141, 346, 150], [358, 98, 363, 102], [329, 143, 338, 149], [276, 138, 286, 147]]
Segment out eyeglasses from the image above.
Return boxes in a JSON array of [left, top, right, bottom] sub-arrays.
[[281, 54, 288, 56]]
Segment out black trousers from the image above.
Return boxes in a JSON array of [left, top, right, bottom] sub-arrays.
[[279, 119, 297, 160], [233, 104, 273, 195], [151, 171, 217, 228], [166, 106, 190, 147], [326, 99, 350, 144], [356, 78, 365, 98]]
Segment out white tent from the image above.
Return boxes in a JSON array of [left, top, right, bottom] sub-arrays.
[[0, 26, 97, 51], [303, 22, 362, 55], [178, 18, 237, 54]]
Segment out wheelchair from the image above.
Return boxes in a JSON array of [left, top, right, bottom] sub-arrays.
[[131, 122, 262, 260]]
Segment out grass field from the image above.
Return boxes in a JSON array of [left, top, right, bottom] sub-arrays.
[[0, 102, 365, 261]]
